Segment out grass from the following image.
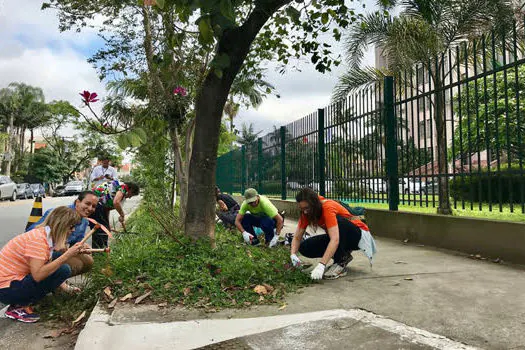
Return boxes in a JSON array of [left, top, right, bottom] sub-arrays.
[[37, 204, 311, 322]]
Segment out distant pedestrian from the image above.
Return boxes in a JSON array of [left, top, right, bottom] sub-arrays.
[[234, 188, 283, 247], [289, 188, 377, 280], [90, 181, 140, 247], [90, 154, 118, 188], [0, 207, 84, 323], [215, 186, 240, 228]]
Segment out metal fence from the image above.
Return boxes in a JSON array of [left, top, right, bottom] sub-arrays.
[[217, 25, 525, 214]]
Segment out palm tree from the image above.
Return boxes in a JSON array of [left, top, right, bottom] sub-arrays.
[[332, 0, 516, 214]]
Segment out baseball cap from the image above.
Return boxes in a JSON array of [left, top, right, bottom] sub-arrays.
[[244, 188, 259, 203]]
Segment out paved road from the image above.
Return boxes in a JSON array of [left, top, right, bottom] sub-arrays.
[[0, 195, 79, 248]]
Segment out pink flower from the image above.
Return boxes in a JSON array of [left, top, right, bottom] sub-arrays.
[[173, 86, 187, 96], [80, 90, 99, 104]]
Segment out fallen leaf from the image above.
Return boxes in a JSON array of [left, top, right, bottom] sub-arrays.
[[135, 291, 152, 304], [404, 277, 413, 281], [120, 293, 133, 302], [262, 284, 274, 293], [243, 301, 251, 306], [475, 254, 481, 258], [492, 258, 502, 263], [136, 274, 148, 282], [247, 250, 253, 258], [103, 286, 113, 298], [164, 282, 172, 290], [43, 329, 64, 339], [253, 285, 268, 295], [108, 298, 118, 309], [393, 282, 401, 286], [259, 295, 264, 301], [183, 287, 191, 296], [403, 239, 409, 243], [394, 261, 408, 264], [114, 280, 123, 285], [278, 304, 287, 310], [158, 302, 168, 308], [72, 311, 86, 327]]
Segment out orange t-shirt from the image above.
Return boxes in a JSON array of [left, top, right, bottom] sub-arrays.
[[0, 227, 51, 289], [298, 196, 369, 231]]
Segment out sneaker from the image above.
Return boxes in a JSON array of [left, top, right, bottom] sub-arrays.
[[323, 264, 348, 280], [5, 306, 40, 323]]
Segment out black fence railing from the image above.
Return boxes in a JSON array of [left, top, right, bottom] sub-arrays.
[[217, 26, 525, 216]]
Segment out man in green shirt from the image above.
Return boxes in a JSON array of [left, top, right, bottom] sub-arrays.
[[235, 188, 284, 247]]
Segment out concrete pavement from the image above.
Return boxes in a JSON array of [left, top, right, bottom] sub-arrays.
[[75, 218, 525, 350]]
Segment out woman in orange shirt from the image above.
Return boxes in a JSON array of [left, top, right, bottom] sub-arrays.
[[290, 188, 369, 280], [0, 206, 84, 323]]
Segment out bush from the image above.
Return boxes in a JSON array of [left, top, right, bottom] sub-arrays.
[[260, 181, 282, 196], [450, 164, 525, 203]]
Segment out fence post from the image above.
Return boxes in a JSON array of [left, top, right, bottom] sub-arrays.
[[257, 138, 263, 193], [241, 145, 246, 194], [280, 126, 287, 200], [384, 76, 399, 211], [318, 108, 326, 196]]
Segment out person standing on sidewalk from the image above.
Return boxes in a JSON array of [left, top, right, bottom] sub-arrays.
[[0, 207, 84, 323], [235, 188, 283, 247], [26, 191, 98, 277], [90, 154, 118, 188], [290, 188, 377, 280]]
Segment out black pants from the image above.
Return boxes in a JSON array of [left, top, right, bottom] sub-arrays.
[[299, 215, 362, 264], [217, 205, 239, 227], [89, 203, 110, 248]]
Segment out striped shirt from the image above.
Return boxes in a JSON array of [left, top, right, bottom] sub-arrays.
[[0, 227, 52, 289]]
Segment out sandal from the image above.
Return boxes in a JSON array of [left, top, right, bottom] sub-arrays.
[[58, 282, 81, 295]]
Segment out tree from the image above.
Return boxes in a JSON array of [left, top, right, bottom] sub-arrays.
[[452, 64, 525, 163], [332, 0, 516, 214], [48, 0, 358, 242]]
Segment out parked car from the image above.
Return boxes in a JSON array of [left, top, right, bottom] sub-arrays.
[[17, 183, 34, 199], [286, 181, 303, 190], [52, 185, 66, 197], [30, 183, 46, 198], [360, 179, 387, 193], [0, 175, 17, 201], [399, 177, 422, 194], [420, 179, 438, 195], [64, 181, 84, 195]]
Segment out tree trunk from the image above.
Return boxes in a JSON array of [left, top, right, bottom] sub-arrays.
[[30, 129, 34, 154], [184, 0, 290, 242], [433, 70, 452, 215], [4, 113, 15, 176], [170, 127, 188, 222]]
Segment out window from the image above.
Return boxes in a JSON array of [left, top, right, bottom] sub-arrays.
[[418, 97, 428, 111], [418, 120, 432, 139], [417, 66, 425, 85]]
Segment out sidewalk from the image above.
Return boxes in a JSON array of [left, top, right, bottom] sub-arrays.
[[75, 217, 525, 350]]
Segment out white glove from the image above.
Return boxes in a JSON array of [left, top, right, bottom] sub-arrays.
[[242, 231, 254, 244], [310, 263, 326, 280], [290, 254, 302, 267], [269, 234, 279, 248]]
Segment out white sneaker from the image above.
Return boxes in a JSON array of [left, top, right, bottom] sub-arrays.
[[323, 264, 348, 280]]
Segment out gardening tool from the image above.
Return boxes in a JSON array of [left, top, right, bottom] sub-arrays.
[[82, 247, 111, 254], [80, 224, 100, 245]]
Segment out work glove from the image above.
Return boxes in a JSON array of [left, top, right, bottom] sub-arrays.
[[269, 234, 279, 248], [242, 231, 254, 244], [310, 263, 326, 280], [290, 254, 302, 267]]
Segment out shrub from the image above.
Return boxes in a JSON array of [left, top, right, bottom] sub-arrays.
[[449, 164, 525, 203]]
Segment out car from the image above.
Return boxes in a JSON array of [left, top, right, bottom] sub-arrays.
[[420, 179, 439, 195], [64, 181, 84, 195], [17, 183, 34, 199], [52, 185, 66, 197], [399, 177, 422, 194], [360, 179, 387, 193], [30, 183, 46, 198], [0, 175, 17, 201], [286, 181, 303, 190]]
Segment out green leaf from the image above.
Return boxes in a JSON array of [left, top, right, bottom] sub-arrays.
[[212, 53, 230, 69], [156, 0, 165, 9], [128, 133, 142, 147], [321, 13, 329, 25], [219, 0, 235, 21], [198, 17, 213, 44], [214, 68, 223, 79], [117, 134, 130, 149], [285, 7, 300, 23], [134, 128, 148, 143]]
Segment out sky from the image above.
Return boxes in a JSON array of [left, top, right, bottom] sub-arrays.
[[0, 0, 376, 139]]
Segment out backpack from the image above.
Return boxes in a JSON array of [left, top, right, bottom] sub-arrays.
[[336, 200, 366, 217]]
